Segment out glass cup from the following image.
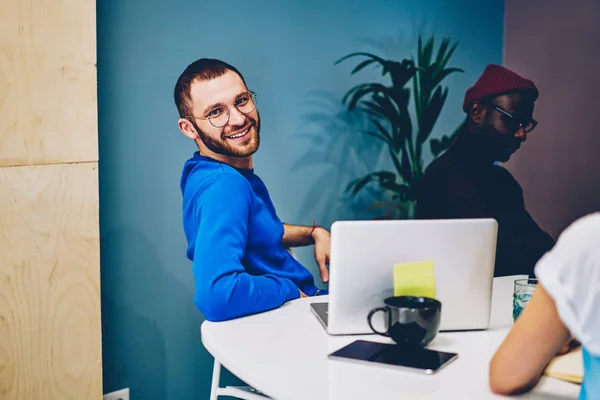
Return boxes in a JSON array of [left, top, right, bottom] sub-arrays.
[[513, 278, 538, 321]]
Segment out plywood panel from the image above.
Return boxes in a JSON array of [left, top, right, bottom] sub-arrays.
[[0, 0, 98, 167], [0, 162, 102, 400]]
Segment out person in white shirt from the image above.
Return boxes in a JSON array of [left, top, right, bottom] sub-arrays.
[[489, 212, 600, 399]]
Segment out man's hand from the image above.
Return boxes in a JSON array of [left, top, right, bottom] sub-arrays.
[[281, 223, 331, 283], [312, 227, 331, 283], [299, 289, 307, 298]]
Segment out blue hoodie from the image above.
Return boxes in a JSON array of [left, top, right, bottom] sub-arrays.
[[180, 153, 319, 321]]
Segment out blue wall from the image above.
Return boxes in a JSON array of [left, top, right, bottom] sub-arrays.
[[97, 1, 503, 398]]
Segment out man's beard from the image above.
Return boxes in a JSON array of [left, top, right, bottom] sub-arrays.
[[193, 116, 260, 158], [475, 120, 517, 163]]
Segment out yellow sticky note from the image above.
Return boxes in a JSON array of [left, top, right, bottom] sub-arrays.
[[393, 261, 436, 299]]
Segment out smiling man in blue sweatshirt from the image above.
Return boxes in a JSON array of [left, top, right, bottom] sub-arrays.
[[174, 58, 330, 322]]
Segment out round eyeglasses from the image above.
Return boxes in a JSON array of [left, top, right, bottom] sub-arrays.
[[186, 91, 257, 128]]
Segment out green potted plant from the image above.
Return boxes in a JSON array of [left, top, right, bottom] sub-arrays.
[[336, 35, 464, 219]]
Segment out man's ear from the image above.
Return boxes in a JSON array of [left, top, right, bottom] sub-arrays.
[[469, 102, 487, 124], [178, 118, 198, 140]]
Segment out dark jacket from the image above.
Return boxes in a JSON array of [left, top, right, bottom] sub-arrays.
[[416, 138, 555, 277]]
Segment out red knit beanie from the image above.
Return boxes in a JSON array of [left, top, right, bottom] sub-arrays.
[[462, 64, 539, 112]]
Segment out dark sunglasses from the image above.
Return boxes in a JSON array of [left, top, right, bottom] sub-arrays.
[[484, 103, 538, 134]]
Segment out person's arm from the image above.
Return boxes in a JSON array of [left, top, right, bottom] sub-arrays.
[[190, 175, 301, 322], [281, 223, 318, 246], [489, 283, 571, 395], [427, 173, 554, 276], [494, 211, 555, 277], [493, 171, 555, 276], [282, 224, 330, 283]]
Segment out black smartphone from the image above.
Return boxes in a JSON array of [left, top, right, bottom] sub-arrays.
[[328, 340, 458, 375]]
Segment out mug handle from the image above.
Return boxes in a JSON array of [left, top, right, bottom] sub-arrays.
[[367, 307, 389, 336]]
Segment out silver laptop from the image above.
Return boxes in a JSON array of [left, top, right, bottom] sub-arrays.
[[311, 219, 498, 334]]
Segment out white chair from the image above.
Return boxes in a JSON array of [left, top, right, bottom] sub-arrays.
[[209, 359, 270, 400], [208, 248, 299, 399]]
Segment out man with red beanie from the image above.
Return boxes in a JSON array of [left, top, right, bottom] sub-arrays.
[[417, 64, 555, 277]]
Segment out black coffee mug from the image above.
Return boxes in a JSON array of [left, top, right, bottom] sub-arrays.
[[367, 296, 442, 347]]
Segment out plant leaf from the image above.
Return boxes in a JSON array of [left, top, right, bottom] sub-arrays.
[[360, 107, 387, 123], [342, 84, 378, 110], [360, 107, 385, 120], [417, 86, 448, 145], [379, 180, 411, 195], [430, 138, 442, 157], [346, 171, 397, 196], [429, 67, 464, 92], [441, 41, 460, 71], [335, 52, 387, 66], [417, 36, 423, 67], [361, 130, 392, 146], [399, 145, 413, 184], [387, 59, 417, 89], [430, 134, 454, 157], [351, 59, 379, 75], [342, 83, 396, 111], [435, 37, 451, 65], [420, 36, 435, 68], [370, 118, 393, 143], [382, 87, 412, 150], [361, 100, 388, 120]]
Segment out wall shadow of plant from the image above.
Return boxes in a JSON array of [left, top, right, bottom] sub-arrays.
[[291, 90, 397, 226]]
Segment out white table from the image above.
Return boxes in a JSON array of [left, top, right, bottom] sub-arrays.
[[201, 277, 580, 399]]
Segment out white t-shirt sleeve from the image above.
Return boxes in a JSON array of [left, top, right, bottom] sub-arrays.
[[534, 212, 600, 356]]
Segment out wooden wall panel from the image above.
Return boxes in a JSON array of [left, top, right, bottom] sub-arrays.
[[0, 0, 98, 167], [0, 162, 102, 400]]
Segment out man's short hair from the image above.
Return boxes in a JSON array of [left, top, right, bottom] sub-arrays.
[[174, 58, 247, 118]]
